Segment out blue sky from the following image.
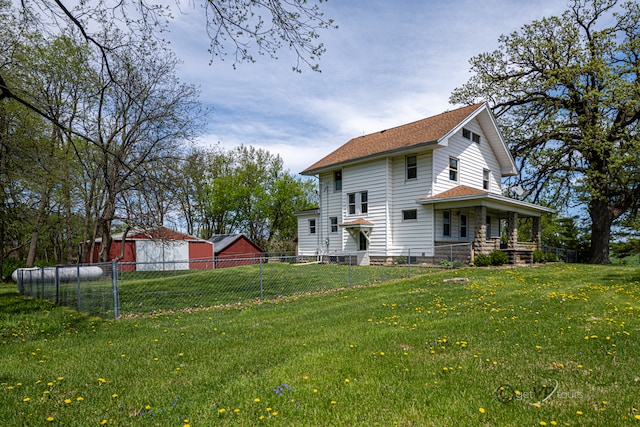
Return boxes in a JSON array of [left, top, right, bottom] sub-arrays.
[[165, 0, 570, 175]]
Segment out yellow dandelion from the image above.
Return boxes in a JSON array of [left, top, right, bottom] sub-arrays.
[[345, 378, 350, 383], [254, 398, 261, 403], [540, 422, 547, 426], [23, 397, 30, 402], [576, 411, 583, 415], [234, 408, 240, 413], [313, 389, 318, 393], [46, 417, 54, 422], [98, 378, 107, 383], [145, 405, 151, 410], [112, 394, 118, 398], [76, 396, 84, 401], [259, 415, 265, 420], [635, 414, 640, 420], [479, 407, 485, 413], [218, 408, 226, 414], [272, 411, 278, 416], [64, 398, 72, 404], [266, 407, 272, 412], [331, 401, 337, 405], [100, 420, 107, 425]]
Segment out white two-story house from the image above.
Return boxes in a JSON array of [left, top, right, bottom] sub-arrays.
[[296, 103, 553, 265]]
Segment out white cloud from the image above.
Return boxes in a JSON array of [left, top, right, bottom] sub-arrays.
[[165, 0, 572, 174]]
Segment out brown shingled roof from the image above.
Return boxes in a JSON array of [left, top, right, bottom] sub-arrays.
[[420, 185, 488, 201], [302, 103, 485, 174], [339, 218, 374, 227]]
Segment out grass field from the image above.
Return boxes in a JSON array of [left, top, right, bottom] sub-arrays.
[[1, 264, 639, 426]]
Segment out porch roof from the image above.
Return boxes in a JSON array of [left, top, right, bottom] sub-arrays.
[[417, 185, 554, 217], [340, 218, 374, 229]]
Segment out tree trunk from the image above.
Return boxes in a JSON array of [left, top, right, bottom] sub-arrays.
[[589, 199, 613, 264]]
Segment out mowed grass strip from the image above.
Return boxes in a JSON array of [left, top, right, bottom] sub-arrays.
[[1, 264, 639, 426]]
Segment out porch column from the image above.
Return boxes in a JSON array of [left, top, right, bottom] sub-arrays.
[[507, 211, 518, 250], [473, 206, 487, 254], [532, 216, 542, 250]]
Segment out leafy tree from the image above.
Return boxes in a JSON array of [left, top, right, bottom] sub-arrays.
[[451, 0, 640, 264], [2, 0, 335, 134], [205, 145, 315, 251]]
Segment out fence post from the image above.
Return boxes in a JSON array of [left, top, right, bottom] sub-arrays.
[[55, 266, 60, 305], [40, 267, 45, 299], [112, 260, 120, 319], [408, 249, 411, 278], [77, 264, 81, 310], [259, 257, 264, 300], [349, 254, 352, 287]]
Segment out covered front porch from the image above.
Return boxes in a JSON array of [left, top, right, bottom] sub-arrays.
[[419, 186, 554, 265]]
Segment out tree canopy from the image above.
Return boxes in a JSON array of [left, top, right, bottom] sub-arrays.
[[451, 0, 640, 264]]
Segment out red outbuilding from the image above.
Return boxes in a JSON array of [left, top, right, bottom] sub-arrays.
[[208, 234, 264, 268], [86, 227, 214, 271]]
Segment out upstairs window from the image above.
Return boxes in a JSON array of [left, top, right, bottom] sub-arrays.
[[334, 170, 342, 191], [309, 219, 316, 234], [406, 155, 417, 180], [347, 191, 368, 215], [348, 193, 356, 215], [449, 157, 459, 182], [483, 169, 491, 190], [462, 127, 481, 143], [330, 216, 338, 233], [360, 191, 368, 214]]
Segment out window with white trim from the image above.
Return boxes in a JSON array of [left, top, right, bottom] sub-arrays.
[[402, 209, 417, 221], [330, 216, 338, 233], [406, 155, 417, 180], [348, 193, 356, 214], [483, 169, 491, 190], [347, 192, 368, 215], [460, 213, 468, 238], [449, 157, 459, 182], [462, 127, 481, 143], [443, 210, 451, 236], [334, 170, 342, 191], [309, 219, 316, 234]]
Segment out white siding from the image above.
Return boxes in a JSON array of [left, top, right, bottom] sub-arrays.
[[432, 119, 503, 196], [342, 159, 390, 255], [390, 152, 434, 255], [318, 172, 344, 253], [296, 212, 320, 255], [136, 240, 189, 271]]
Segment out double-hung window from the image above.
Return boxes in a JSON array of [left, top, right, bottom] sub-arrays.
[[348, 193, 356, 215], [334, 170, 342, 191], [309, 219, 316, 234], [330, 217, 338, 233], [360, 191, 368, 214], [483, 169, 491, 190], [443, 210, 451, 236], [406, 155, 417, 180], [449, 157, 459, 182], [347, 191, 368, 215]]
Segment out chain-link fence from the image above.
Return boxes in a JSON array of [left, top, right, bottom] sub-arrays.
[[13, 243, 474, 319]]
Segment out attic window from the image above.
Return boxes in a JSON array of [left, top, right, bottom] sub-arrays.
[[463, 128, 481, 143]]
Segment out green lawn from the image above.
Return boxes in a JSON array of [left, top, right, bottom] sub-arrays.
[[1, 264, 639, 426]]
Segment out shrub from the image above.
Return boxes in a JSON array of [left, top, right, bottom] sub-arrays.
[[440, 260, 452, 267], [533, 250, 546, 263], [2, 258, 25, 282], [474, 253, 491, 267], [395, 256, 407, 265], [545, 252, 559, 262], [489, 250, 508, 266]]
